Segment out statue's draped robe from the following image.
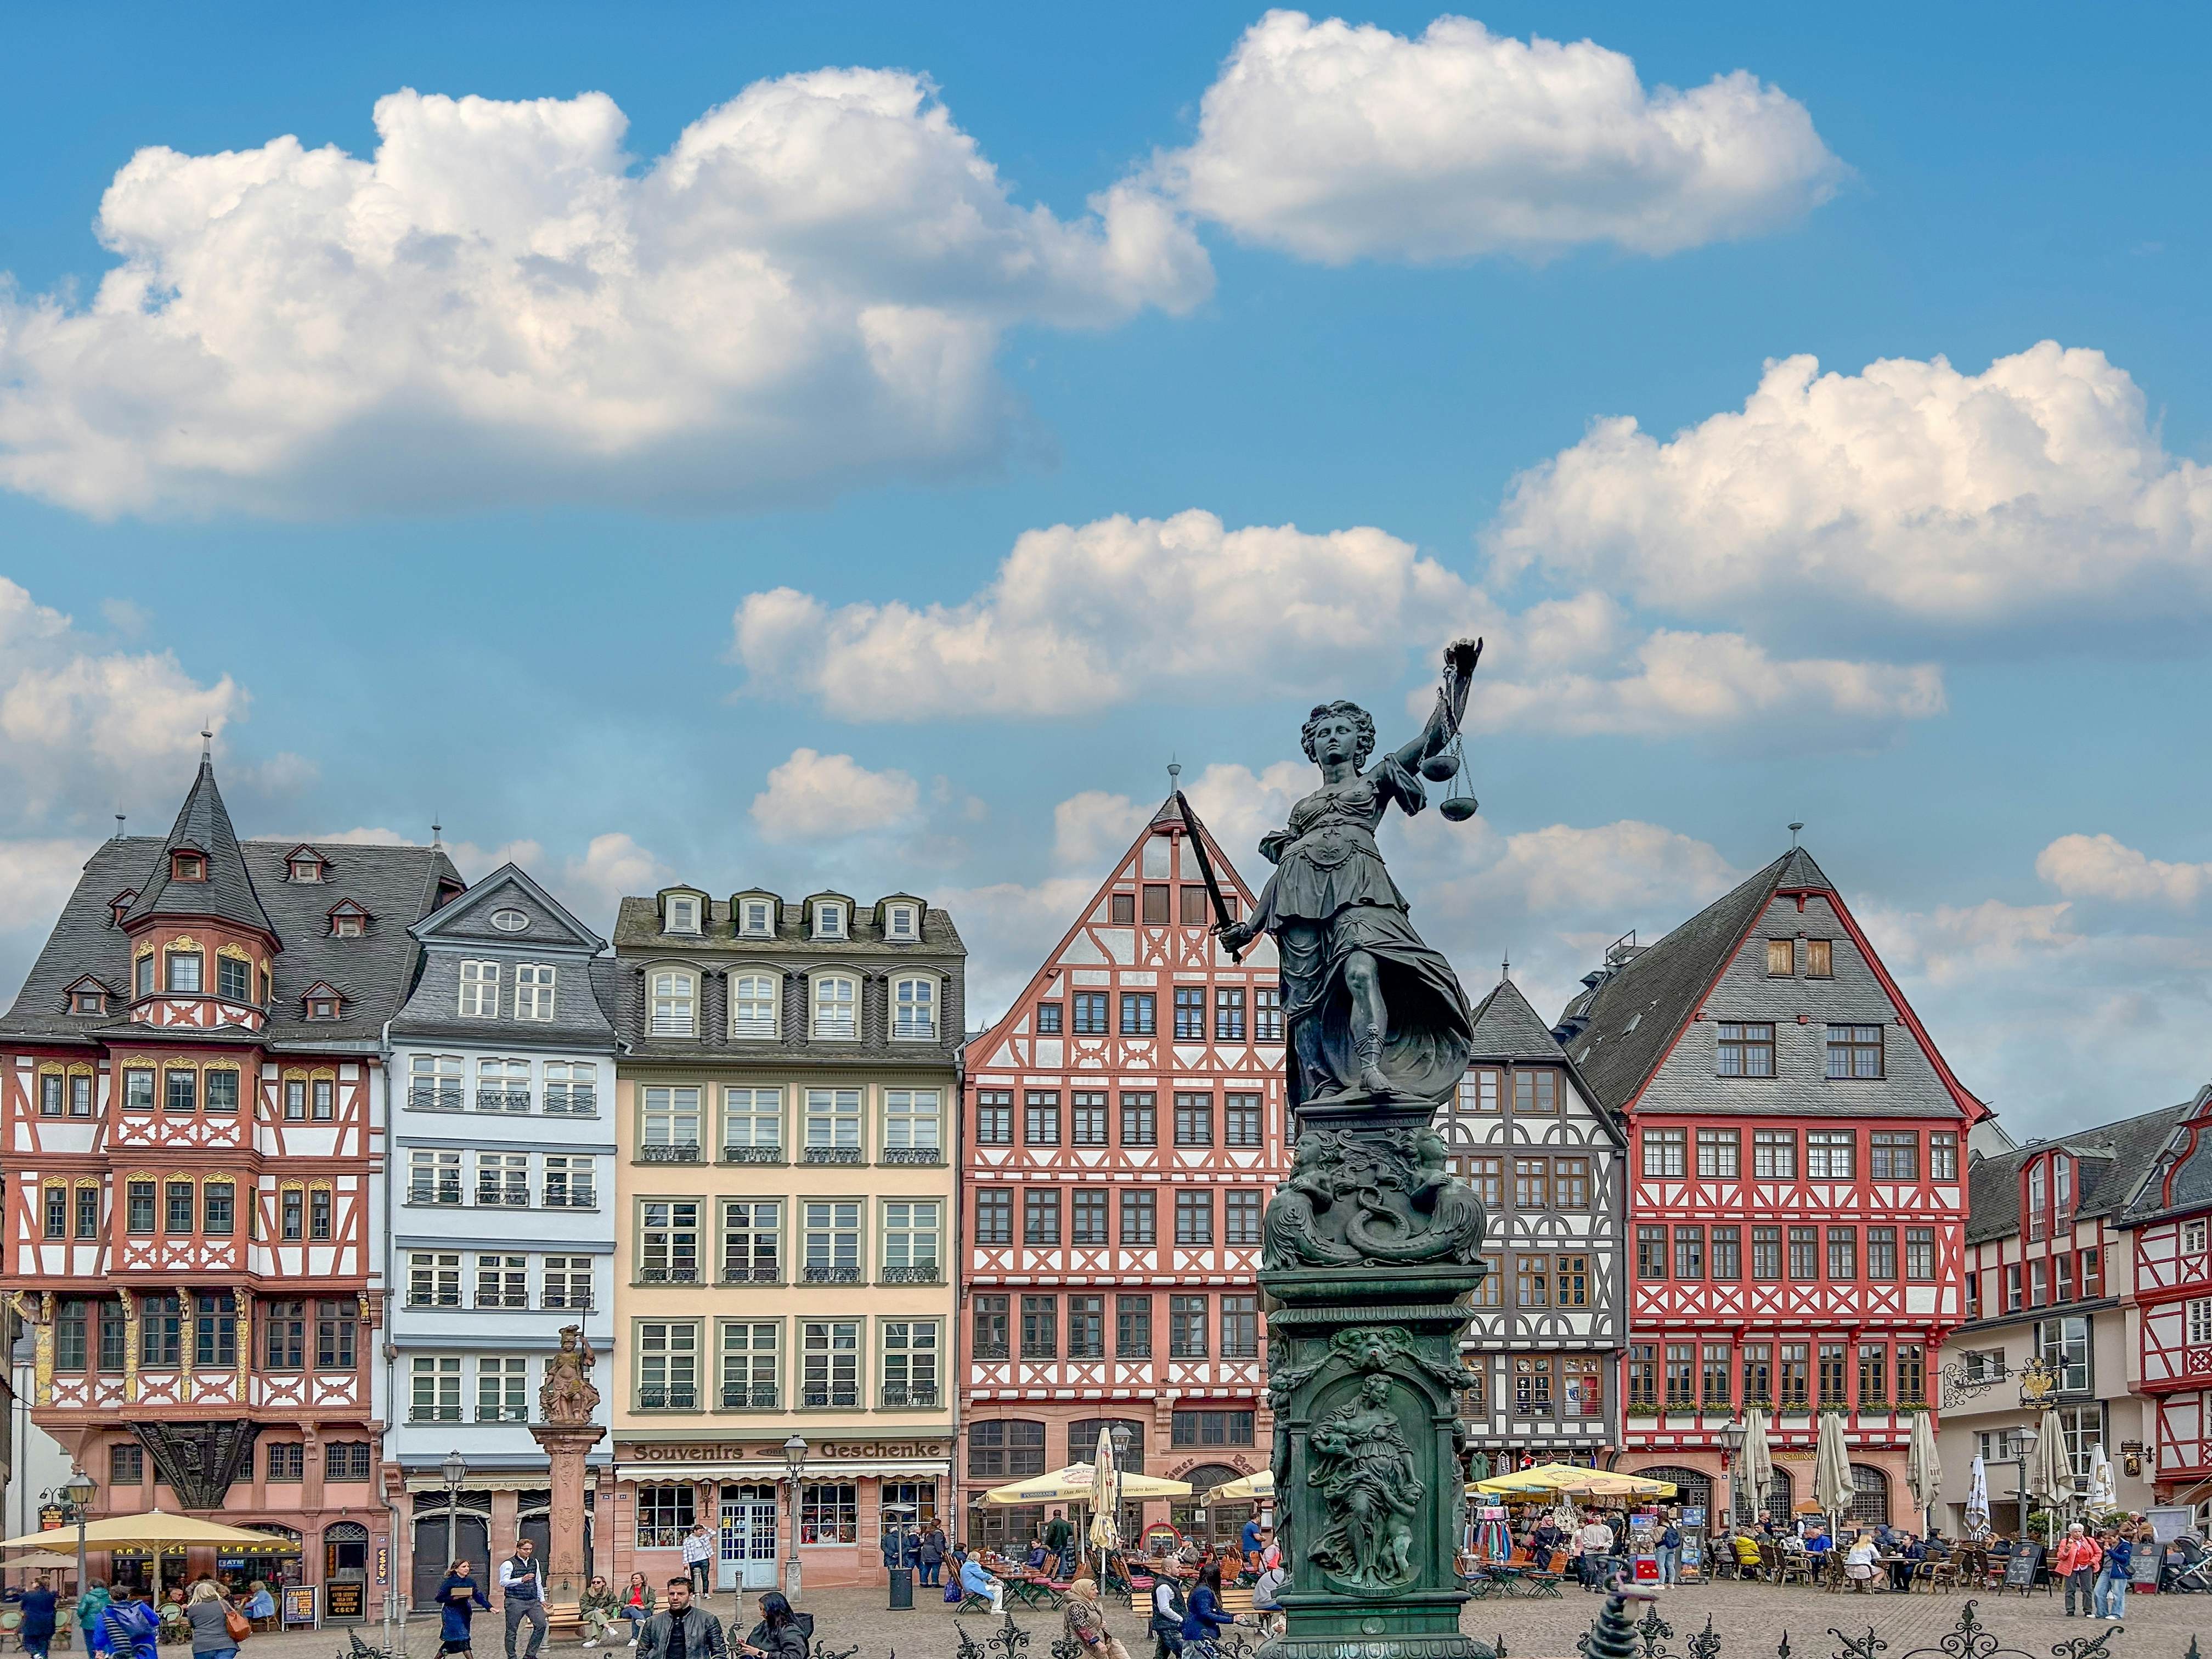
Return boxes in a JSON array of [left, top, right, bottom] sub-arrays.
[[1246, 759, 1475, 1108]]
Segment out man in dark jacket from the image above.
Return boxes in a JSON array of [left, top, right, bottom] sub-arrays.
[[917, 1526, 947, 1588], [638, 1579, 727, 1659], [500, 1538, 549, 1659]]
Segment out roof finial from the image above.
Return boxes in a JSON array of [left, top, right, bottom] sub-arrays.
[[431, 819, 443, 849], [200, 727, 213, 761], [1788, 821, 1804, 848], [114, 812, 126, 841], [1500, 949, 1511, 984], [1167, 756, 1181, 790]]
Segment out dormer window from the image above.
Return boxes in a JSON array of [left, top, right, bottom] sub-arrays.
[[812, 974, 858, 1039], [739, 899, 776, 939], [67, 979, 110, 1016], [884, 904, 919, 942], [811, 901, 847, 941], [110, 890, 137, 926], [330, 902, 368, 938], [292, 860, 321, 882], [667, 896, 702, 935], [302, 983, 342, 1021], [172, 851, 206, 882]]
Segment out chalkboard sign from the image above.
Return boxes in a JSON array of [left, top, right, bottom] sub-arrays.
[[281, 1585, 319, 1627], [2002, 1544, 2041, 1592], [325, 1582, 365, 1621]]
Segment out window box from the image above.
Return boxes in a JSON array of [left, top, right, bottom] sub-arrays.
[[881, 1265, 940, 1285], [802, 1146, 864, 1166], [803, 1266, 862, 1285], [880, 1147, 944, 1166], [721, 1383, 780, 1410], [636, 1386, 698, 1410], [721, 1146, 786, 1165], [639, 1144, 702, 1164]]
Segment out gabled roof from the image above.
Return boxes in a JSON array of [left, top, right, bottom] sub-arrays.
[[410, 862, 605, 954], [2121, 1084, 2212, 1226], [1968, 1099, 2198, 1243], [1468, 977, 1572, 1063], [121, 757, 276, 938]]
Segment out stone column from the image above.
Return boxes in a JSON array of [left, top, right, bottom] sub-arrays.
[[529, 1423, 607, 1631], [1260, 1103, 1492, 1659]]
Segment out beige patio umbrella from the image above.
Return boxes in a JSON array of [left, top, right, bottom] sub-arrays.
[[1088, 1425, 1120, 1561], [981, 1466, 1192, 1504], [0, 1511, 300, 1606], [1905, 1411, 1943, 1530], [1814, 1410, 1854, 1538], [2025, 1410, 2072, 1545], [1738, 1409, 1775, 1528], [1205, 1470, 1274, 1504]]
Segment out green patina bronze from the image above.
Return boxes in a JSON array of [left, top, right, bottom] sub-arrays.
[[1211, 644, 1494, 1659]]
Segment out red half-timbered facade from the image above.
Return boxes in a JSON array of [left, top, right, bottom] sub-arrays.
[[958, 788, 1288, 1547], [1554, 848, 1984, 1527], [0, 754, 460, 1607], [2121, 1084, 2212, 1503]]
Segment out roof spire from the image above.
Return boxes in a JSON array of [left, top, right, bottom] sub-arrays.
[[431, 819, 443, 849], [114, 812, 126, 841], [1788, 820, 1804, 848], [1167, 757, 1181, 789], [1500, 949, 1511, 984], [200, 726, 213, 761]]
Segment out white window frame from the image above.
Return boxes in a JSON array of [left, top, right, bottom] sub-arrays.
[[883, 903, 919, 942], [891, 975, 937, 1041], [650, 969, 697, 1037], [543, 1155, 596, 1209], [408, 1252, 462, 1308], [477, 1357, 529, 1422], [803, 1201, 861, 1276], [476, 1152, 530, 1208], [730, 973, 780, 1040], [883, 1088, 940, 1150], [2188, 1296, 2212, 1346], [665, 896, 702, 935], [476, 1254, 528, 1309], [724, 1087, 783, 1152], [543, 1256, 593, 1312], [637, 1321, 699, 1404], [805, 1088, 862, 1150], [881, 1201, 940, 1272], [881, 1320, 938, 1402], [721, 1321, 780, 1407], [543, 1060, 595, 1115], [515, 963, 557, 1020], [477, 1056, 529, 1112], [739, 898, 776, 939], [411, 1355, 462, 1421], [409, 1149, 462, 1205], [459, 960, 499, 1018], [641, 1085, 702, 1150], [811, 974, 858, 1040], [811, 900, 847, 940], [802, 1319, 860, 1406], [291, 857, 323, 883]]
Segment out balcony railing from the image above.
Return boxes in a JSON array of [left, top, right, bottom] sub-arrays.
[[721, 1146, 785, 1165], [409, 1085, 462, 1112], [972, 1343, 1009, 1361], [880, 1384, 940, 1408], [721, 1383, 780, 1409], [802, 1146, 863, 1166], [641, 1266, 702, 1285], [723, 1263, 780, 1284], [880, 1147, 943, 1166], [478, 1088, 532, 1113], [478, 1405, 531, 1423], [802, 1385, 859, 1408], [408, 1185, 464, 1206], [543, 1188, 597, 1209], [639, 1143, 702, 1164], [407, 1293, 463, 1309], [409, 1404, 464, 1422], [541, 1293, 594, 1312], [544, 1088, 597, 1115], [636, 1385, 698, 1410], [803, 1265, 861, 1285], [880, 1264, 940, 1284], [476, 1188, 529, 1209], [478, 1291, 529, 1310]]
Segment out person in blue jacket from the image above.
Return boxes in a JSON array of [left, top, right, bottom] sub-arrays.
[[436, 1559, 493, 1657], [18, 1576, 58, 1659], [1180, 1562, 1229, 1654]]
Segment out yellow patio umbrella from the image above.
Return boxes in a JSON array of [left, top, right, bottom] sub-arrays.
[[980, 1465, 1193, 1505], [1471, 1463, 1677, 1499], [1203, 1470, 1274, 1505], [0, 1511, 301, 1605]]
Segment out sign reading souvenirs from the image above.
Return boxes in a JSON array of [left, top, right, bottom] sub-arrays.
[[1213, 643, 1495, 1659]]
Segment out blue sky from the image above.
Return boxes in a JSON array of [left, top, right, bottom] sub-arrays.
[[4, 2, 2210, 1139]]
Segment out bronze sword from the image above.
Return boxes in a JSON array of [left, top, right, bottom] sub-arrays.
[[1173, 789, 1242, 963]]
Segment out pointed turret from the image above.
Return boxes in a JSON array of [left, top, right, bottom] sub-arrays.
[[122, 754, 278, 941]]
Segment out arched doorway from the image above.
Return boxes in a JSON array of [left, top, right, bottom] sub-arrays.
[[1171, 1464, 1249, 1547], [1733, 1465, 1794, 1530], [1847, 1465, 1889, 1526], [323, 1522, 370, 1623], [410, 1494, 490, 1609], [1622, 1466, 1712, 1515]]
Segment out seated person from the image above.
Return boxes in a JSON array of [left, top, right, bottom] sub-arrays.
[[960, 1551, 1006, 1613], [1732, 1532, 1764, 1573], [1803, 1527, 1833, 1558], [243, 1583, 276, 1621], [1844, 1534, 1880, 1588]]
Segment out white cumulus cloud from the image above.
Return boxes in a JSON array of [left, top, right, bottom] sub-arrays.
[[750, 748, 921, 843], [1489, 341, 2212, 630], [0, 76, 1211, 518], [2035, 832, 2212, 909], [1153, 10, 1841, 264]]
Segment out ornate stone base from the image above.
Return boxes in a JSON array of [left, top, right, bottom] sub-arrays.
[[1260, 1102, 1494, 1659]]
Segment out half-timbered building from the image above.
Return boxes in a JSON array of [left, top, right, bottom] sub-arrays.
[[1935, 1103, 2187, 1530], [0, 753, 462, 1612], [957, 789, 1288, 1548], [2119, 1083, 2212, 1509], [385, 863, 620, 1607], [1436, 978, 1626, 1465], [1554, 847, 1983, 1527]]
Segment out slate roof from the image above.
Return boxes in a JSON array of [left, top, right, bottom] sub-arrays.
[[611, 895, 964, 960], [119, 755, 276, 936], [2120, 1085, 2212, 1226], [1468, 977, 1576, 1063], [2, 822, 461, 1051], [390, 864, 618, 1048], [1968, 1098, 2199, 1244], [1554, 850, 1805, 1114]]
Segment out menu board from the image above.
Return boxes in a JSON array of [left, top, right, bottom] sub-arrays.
[[2001, 1544, 2041, 1591], [325, 1582, 365, 1621], [281, 1585, 319, 1627]]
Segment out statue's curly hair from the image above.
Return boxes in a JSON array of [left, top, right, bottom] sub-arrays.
[[1301, 699, 1376, 768]]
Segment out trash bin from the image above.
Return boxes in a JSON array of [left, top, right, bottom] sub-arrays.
[[888, 1566, 914, 1610]]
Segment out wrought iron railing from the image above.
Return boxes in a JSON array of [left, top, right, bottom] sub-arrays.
[[802, 1385, 860, 1408], [641, 1265, 702, 1284], [721, 1383, 779, 1409], [477, 1088, 532, 1112], [408, 1085, 462, 1111], [723, 1263, 781, 1284], [881, 1147, 943, 1165], [722, 1145, 785, 1164], [635, 1385, 697, 1410], [803, 1265, 861, 1284], [881, 1384, 940, 1408], [639, 1143, 702, 1163], [880, 1264, 940, 1284], [802, 1146, 864, 1165]]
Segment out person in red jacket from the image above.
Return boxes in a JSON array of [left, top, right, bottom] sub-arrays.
[[2052, 1524, 2102, 1617]]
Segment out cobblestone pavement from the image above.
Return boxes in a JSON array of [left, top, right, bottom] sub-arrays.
[[211, 1577, 2212, 1659]]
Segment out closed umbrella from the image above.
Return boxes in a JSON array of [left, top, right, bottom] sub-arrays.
[[1963, 1455, 1991, 1539], [2086, 1444, 2115, 1510], [2025, 1410, 2071, 1544], [1739, 1409, 1775, 1528], [1906, 1410, 1943, 1530], [1814, 1411, 1854, 1538], [1089, 1426, 1120, 1561]]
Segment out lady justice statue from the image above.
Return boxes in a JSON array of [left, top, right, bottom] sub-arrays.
[[1215, 639, 1481, 1114]]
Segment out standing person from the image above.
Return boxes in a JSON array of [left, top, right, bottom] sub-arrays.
[[1239, 1513, 1263, 1559], [1180, 1563, 1229, 1656], [436, 1560, 491, 1658], [1576, 1514, 1613, 1592], [183, 1580, 238, 1659], [499, 1538, 549, 1659], [1656, 1515, 1683, 1588], [917, 1523, 947, 1589], [1146, 1568, 1186, 1659], [99, 1588, 157, 1659], [2091, 1528, 2131, 1620], [682, 1526, 715, 1596], [76, 1582, 113, 1657], [637, 1578, 727, 1659], [2053, 1524, 2101, 1618], [19, 1576, 58, 1659], [734, 1591, 809, 1659], [1044, 1510, 1075, 1581]]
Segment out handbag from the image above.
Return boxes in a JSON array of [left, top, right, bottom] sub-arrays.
[[223, 1604, 253, 1643]]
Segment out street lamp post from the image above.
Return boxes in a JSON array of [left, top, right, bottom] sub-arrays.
[[442, 1451, 469, 1581], [61, 1468, 97, 1597], [1717, 1419, 1747, 1532], [782, 1437, 807, 1602], [1108, 1424, 1133, 1548]]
